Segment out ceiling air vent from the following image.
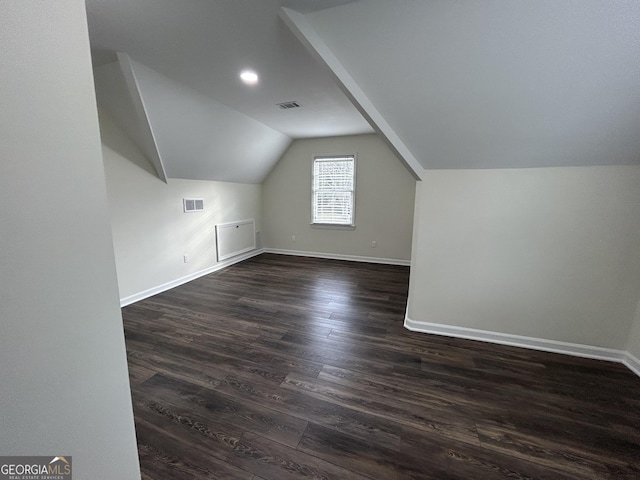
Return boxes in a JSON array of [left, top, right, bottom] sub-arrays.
[[277, 101, 301, 110], [183, 198, 204, 213]]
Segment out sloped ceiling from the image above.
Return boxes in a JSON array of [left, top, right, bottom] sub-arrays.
[[88, 0, 640, 183], [94, 54, 168, 182], [86, 0, 374, 183], [292, 0, 640, 170], [95, 54, 292, 183]]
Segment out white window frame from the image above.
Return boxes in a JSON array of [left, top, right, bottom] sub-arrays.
[[311, 155, 356, 228]]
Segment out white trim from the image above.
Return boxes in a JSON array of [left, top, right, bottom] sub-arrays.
[[405, 317, 640, 379], [215, 218, 255, 229], [279, 8, 424, 181], [264, 248, 410, 266], [623, 352, 640, 377], [404, 317, 626, 363], [311, 154, 356, 227], [116, 52, 168, 183], [310, 223, 356, 230], [215, 219, 256, 262], [120, 248, 264, 307]]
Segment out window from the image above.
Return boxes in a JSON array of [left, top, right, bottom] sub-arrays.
[[312, 155, 356, 226]]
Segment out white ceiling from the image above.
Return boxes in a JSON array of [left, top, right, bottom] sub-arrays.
[[95, 56, 293, 183], [87, 0, 640, 181], [86, 0, 372, 140], [304, 0, 640, 169]]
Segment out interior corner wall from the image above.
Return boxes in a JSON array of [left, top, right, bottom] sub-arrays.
[[407, 166, 640, 350], [627, 296, 640, 360], [0, 1, 140, 478], [262, 134, 416, 262], [99, 110, 261, 301]]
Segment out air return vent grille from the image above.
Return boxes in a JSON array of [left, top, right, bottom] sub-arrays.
[[277, 101, 301, 109], [183, 198, 204, 213]]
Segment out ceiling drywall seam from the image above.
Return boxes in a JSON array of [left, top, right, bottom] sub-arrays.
[[116, 52, 168, 183], [279, 7, 424, 181]]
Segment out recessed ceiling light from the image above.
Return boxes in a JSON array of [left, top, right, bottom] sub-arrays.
[[240, 70, 258, 85]]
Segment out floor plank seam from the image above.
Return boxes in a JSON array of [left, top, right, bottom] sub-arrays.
[[124, 253, 640, 480]]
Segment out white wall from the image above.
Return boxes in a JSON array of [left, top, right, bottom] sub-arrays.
[[627, 297, 640, 361], [0, 1, 140, 479], [100, 110, 262, 302], [117, 57, 292, 183], [262, 134, 415, 263], [407, 166, 640, 350]]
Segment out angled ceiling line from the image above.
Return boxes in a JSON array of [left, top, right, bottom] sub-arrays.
[[279, 7, 424, 181], [116, 52, 168, 183]]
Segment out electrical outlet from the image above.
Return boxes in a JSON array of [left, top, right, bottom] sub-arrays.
[[292, 235, 296, 242], [371, 240, 377, 248], [183, 254, 189, 263]]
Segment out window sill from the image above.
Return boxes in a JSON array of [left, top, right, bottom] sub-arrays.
[[310, 223, 356, 231]]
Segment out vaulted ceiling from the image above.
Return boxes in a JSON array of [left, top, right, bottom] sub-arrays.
[[87, 0, 373, 183], [87, 0, 640, 183]]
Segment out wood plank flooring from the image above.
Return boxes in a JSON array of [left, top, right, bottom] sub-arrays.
[[122, 253, 640, 480]]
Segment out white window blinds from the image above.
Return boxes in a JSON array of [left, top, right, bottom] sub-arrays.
[[312, 155, 355, 225]]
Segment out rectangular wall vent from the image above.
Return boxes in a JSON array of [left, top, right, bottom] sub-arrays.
[[277, 101, 301, 109], [183, 198, 204, 213]]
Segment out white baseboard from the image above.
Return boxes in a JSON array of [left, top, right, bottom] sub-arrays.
[[120, 248, 264, 307], [623, 352, 640, 377], [404, 317, 630, 365], [264, 248, 411, 266]]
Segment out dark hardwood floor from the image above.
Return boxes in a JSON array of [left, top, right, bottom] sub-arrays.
[[122, 253, 640, 480]]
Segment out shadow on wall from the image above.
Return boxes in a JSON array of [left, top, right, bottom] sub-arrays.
[[98, 109, 161, 180]]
